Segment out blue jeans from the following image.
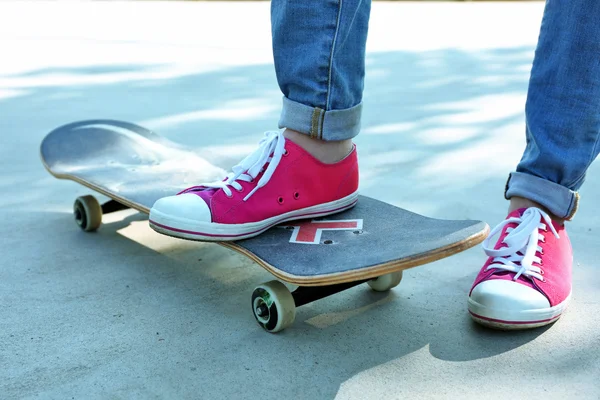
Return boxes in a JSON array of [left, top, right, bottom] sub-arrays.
[[271, 0, 370, 141], [271, 0, 600, 220]]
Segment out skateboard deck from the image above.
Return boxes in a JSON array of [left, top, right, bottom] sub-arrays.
[[41, 120, 490, 332]]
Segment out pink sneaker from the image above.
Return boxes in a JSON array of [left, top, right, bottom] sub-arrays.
[[468, 207, 572, 329], [149, 131, 359, 241]]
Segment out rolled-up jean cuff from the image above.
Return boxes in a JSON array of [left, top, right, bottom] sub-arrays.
[[504, 172, 580, 220], [278, 96, 362, 141]]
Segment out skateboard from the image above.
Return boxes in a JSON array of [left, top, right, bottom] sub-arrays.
[[40, 120, 490, 333]]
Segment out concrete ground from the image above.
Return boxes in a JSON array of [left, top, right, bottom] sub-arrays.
[[1, 1, 599, 399]]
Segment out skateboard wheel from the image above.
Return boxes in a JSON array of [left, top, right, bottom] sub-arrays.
[[368, 271, 403, 292], [251, 281, 296, 333], [73, 195, 102, 232]]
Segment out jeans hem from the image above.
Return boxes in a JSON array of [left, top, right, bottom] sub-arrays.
[[504, 172, 580, 220], [278, 96, 362, 141]]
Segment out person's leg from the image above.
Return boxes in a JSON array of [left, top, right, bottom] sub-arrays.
[[272, 0, 371, 163], [469, 0, 600, 329], [149, 0, 371, 241], [507, 0, 600, 221]]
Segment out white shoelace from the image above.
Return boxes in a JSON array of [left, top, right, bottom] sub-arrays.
[[198, 130, 286, 201], [482, 207, 559, 282]]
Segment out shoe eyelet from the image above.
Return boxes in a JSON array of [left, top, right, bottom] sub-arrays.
[[293, 192, 300, 200], [283, 149, 289, 157], [540, 269, 545, 275], [277, 197, 284, 204]]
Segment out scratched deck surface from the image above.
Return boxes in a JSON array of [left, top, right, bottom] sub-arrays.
[[41, 120, 489, 284], [40, 120, 225, 212]]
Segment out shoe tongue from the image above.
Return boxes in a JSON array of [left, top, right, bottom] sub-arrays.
[[489, 207, 541, 289], [193, 188, 218, 205], [493, 210, 525, 250], [508, 208, 528, 218]]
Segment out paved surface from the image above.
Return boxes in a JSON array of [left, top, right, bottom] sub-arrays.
[[1, 1, 599, 399]]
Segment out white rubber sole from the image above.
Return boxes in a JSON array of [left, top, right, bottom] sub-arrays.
[[468, 292, 571, 330], [149, 191, 359, 241]]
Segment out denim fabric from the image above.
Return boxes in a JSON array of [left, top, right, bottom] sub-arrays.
[[270, 0, 598, 219], [271, 0, 371, 140], [506, 0, 600, 219]]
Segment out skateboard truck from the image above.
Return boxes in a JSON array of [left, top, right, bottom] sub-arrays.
[[251, 273, 403, 333]]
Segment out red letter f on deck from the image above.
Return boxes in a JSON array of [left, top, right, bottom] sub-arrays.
[[283, 219, 363, 244]]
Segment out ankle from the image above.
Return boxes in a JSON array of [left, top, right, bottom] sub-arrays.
[[508, 196, 565, 225], [283, 128, 353, 164]]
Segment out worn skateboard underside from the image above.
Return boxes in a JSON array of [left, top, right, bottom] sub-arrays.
[[41, 120, 489, 286]]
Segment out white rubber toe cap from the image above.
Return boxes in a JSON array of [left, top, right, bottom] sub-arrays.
[[150, 193, 212, 223], [470, 279, 550, 311]]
